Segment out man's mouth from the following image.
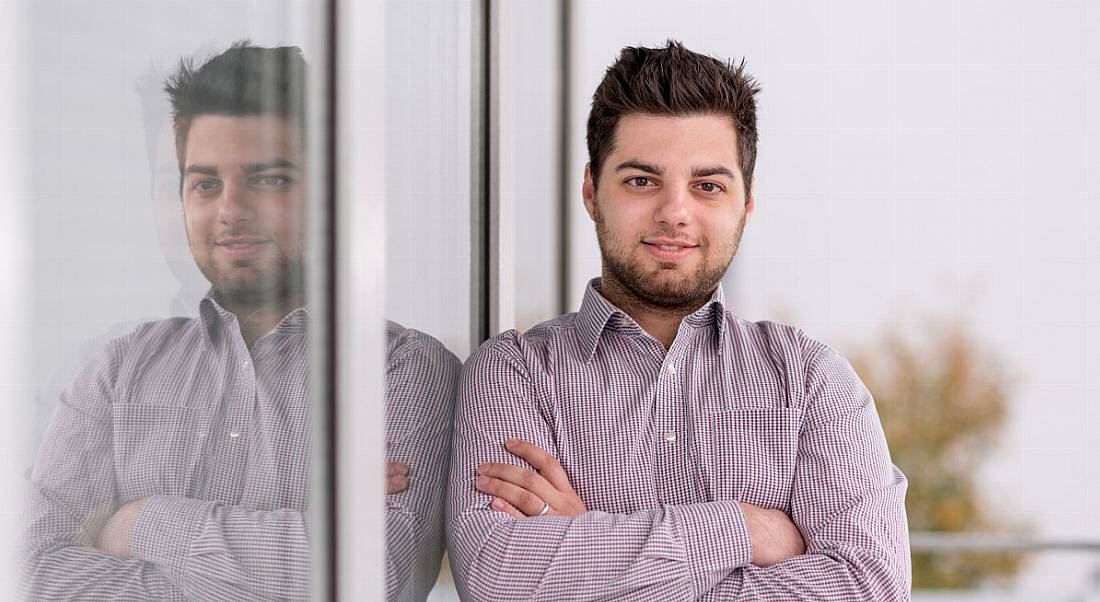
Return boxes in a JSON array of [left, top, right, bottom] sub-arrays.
[[214, 237, 271, 258], [642, 238, 698, 260]]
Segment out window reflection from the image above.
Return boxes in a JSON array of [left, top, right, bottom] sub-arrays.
[[23, 43, 317, 600], [381, 0, 475, 599], [383, 322, 459, 600]]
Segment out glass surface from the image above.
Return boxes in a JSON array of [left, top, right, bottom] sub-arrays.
[[6, 1, 334, 598], [382, 1, 474, 600], [500, 0, 563, 332]]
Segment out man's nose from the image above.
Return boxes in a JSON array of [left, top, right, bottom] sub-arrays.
[[654, 184, 691, 227], [217, 180, 254, 224]]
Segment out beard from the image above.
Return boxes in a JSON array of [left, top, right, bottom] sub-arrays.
[[594, 204, 746, 312], [196, 252, 304, 311]]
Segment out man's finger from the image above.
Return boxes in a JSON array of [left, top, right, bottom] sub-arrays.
[[504, 439, 574, 492], [479, 462, 558, 505], [475, 475, 546, 516], [386, 474, 408, 494], [490, 497, 525, 519], [387, 462, 409, 477]]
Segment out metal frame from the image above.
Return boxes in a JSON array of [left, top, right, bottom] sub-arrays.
[[306, 0, 338, 596], [910, 532, 1100, 553], [328, 0, 388, 599], [556, 0, 573, 316], [472, 0, 495, 343]]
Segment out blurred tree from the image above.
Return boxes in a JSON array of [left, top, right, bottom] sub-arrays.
[[848, 318, 1027, 589]]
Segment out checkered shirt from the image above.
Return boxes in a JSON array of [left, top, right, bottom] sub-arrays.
[[22, 296, 459, 601], [447, 278, 911, 601]]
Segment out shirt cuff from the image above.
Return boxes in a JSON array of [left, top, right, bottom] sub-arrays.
[[670, 500, 752, 590], [130, 494, 210, 574]]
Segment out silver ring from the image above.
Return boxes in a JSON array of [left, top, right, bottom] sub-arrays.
[[536, 502, 551, 516]]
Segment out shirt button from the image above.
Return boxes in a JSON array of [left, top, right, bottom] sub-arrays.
[[662, 431, 677, 442], [229, 429, 241, 439], [665, 365, 677, 376]]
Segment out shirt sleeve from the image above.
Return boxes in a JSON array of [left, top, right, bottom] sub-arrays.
[[698, 342, 911, 601], [383, 327, 461, 601], [129, 495, 310, 601], [21, 338, 185, 601], [446, 332, 754, 602]]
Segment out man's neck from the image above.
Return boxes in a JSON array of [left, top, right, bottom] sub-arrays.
[[598, 272, 712, 350], [216, 294, 303, 348]]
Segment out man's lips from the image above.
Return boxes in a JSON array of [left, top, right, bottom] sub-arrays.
[[214, 237, 271, 258], [642, 238, 698, 260]]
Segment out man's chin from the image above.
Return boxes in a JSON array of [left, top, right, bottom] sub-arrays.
[[209, 276, 290, 305], [629, 274, 717, 309]]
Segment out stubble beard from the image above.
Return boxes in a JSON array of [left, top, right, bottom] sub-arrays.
[[594, 203, 745, 313], [197, 251, 304, 312]]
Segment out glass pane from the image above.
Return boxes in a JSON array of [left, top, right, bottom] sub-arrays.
[[501, 0, 563, 332], [382, 0, 474, 600], [5, 1, 336, 598]]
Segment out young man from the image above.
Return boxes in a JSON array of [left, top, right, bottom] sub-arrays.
[[447, 41, 910, 600], [23, 43, 458, 601]]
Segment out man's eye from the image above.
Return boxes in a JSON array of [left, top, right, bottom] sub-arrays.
[[697, 182, 724, 193], [626, 176, 653, 188], [252, 174, 291, 188], [192, 179, 221, 193]]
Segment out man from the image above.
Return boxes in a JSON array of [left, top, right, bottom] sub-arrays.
[[447, 41, 910, 600], [22, 43, 457, 601]]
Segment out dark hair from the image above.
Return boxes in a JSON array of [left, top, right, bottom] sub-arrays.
[[164, 41, 306, 167], [586, 40, 760, 197]]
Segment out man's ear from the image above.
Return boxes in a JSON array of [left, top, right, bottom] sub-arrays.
[[582, 163, 598, 222], [744, 175, 755, 220]]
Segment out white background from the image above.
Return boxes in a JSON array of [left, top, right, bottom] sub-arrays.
[[562, 0, 1100, 596]]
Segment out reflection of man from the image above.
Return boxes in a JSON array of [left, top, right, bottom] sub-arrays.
[[23, 43, 457, 601], [448, 41, 910, 600]]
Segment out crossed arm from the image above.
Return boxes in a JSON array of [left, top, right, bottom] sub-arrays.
[[476, 439, 806, 568], [446, 334, 911, 601], [21, 349, 312, 601]]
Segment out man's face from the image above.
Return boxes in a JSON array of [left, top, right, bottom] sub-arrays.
[[181, 114, 305, 307], [583, 113, 753, 310]]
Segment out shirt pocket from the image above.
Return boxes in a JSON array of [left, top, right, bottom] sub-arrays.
[[699, 407, 802, 511], [113, 404, 207, 501]]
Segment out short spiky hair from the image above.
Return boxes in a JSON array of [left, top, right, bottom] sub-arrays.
[[164, 41, 306, 167], [586, 40, 760, 197]]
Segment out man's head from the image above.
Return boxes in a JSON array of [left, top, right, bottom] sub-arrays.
[[583, 41, 760, 311], [164, 43, 307, 310]]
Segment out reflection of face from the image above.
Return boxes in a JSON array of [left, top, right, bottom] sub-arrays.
[[583, 113, 753, 310], [181, 114, 305, 308]]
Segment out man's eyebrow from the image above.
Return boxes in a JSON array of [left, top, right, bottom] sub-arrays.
[[183, 164, 218, 176], [243, 160, 301, 174], [615, 161, 664, 176], [692, 165, 738, 180]]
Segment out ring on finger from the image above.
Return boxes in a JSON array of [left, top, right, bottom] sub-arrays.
[[536, 502, 551, 516]]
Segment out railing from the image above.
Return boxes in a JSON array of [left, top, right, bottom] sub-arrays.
[[910, 532, 1100, 553], [909, 532, 1100, 602]]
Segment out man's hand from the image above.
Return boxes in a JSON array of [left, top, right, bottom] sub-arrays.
[[94, 498, 149, 558], [387, 461, 409, 494], [476, 439, 586, 518], [740, 502, 805, 567]]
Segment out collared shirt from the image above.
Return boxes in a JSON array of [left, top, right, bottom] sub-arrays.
[[447, 278, 911, 601], [23, 296, 459, 601]]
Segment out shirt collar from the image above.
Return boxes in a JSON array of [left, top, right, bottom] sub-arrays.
[[575, 277, 728, 363], [198, 291, 310, 346]]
